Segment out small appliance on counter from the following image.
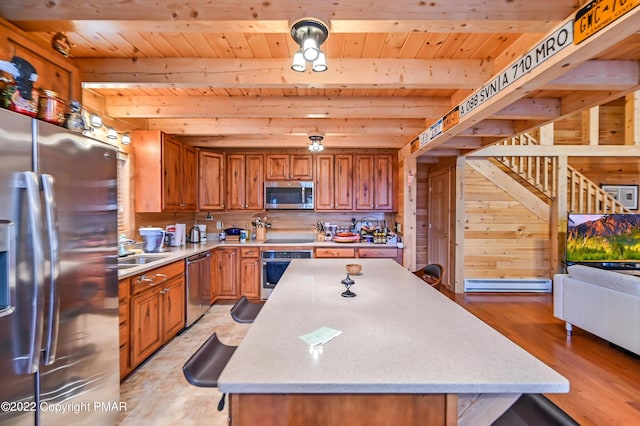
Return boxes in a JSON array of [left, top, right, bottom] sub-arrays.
[[189, 224, 201, 243], [139, 227, 166, 252], [197, 224, 207, 242], [166, 223, 186, 246]]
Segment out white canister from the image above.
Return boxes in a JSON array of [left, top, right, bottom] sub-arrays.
[[197, 224, 207, 241]]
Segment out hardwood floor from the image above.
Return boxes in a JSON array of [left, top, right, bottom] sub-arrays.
[[442, 290, 640, 425]]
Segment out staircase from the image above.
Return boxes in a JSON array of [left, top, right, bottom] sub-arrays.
[[492, 133, 630, 214]]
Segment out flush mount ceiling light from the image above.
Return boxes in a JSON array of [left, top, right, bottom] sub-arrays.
[[106, 127, 118, 140], [308, 134, 325, 152], [290, 18, 329, 73]]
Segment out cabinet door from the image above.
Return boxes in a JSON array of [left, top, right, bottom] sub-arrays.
[[131, 288, 162, 367], [199, 151, 225, 210], [162, 137, 183, 211], [355, 154, 375, 210], [163, 276, 186, 341], [290, 155, 313, 180], [244, 154, 264, 210], [334, 154, 353, 210], [181, 144, 198, 210], [374, 154, 394, 211], [240, 257, 261, 299], [216, 249, 239, 297], [210, 251, 218, 303], [265, 154, 289, 180], [314, 154, 334, 210], [226, 154, 246, 210]]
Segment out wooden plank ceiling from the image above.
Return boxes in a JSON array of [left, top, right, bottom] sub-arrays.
[[0, 1, 638, 156]]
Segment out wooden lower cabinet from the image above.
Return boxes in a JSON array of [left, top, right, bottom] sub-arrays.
[[118, 278, 131, 380], [129, 261, 186, 370], [315, 246, 402, 264], [240, 247, 260, 299], [212, 248, 239, 299]]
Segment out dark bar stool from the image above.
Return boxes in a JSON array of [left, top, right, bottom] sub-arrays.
[[412, 263, 444, 289], [230, 296, 263, 323], [492, 394, 579, 426], [182, 333, 237, 411]]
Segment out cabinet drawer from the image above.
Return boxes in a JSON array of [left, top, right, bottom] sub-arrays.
[[315, 248, 355, 258], [357, 248, 397, 258], [131, 261, 184, 295], [240, 247, 259, 258]]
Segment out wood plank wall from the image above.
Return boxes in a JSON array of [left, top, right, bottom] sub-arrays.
[[415, 164, 429, 268], [463, 165, 551, 279]]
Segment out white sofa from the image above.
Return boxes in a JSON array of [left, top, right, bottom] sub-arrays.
[[553, 265, 640, 356]]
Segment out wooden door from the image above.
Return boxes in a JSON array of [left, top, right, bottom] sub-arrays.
[[210, 251, 219, 303], [226, 154, 246, 210], [199, 151, 225, 210], [335, 154, 353, 210], [374, 154, 394, 211], [244, 154, 264, 210], [162, 137, 182, 211], [290, 154, 313, 180], [314, 154, 334, 210], [181, 144, 198, 210], [240, 257, 260, 299], [355, 154, 374, 210], [216, 249, 239, 297], [428, 169, 452, 291], [265, 154, 289, 180], [162, 276, 186, 341], [131, 288, 162, 367]]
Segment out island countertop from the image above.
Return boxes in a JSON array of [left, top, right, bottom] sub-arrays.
[[218, 258, 569, 395]]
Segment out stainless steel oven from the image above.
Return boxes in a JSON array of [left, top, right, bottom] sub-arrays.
[[261, 250, 313, 300]]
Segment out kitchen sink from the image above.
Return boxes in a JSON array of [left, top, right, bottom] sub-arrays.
[[117, 254, 171, 266]]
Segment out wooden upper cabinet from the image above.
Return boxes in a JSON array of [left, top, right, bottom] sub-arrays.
[[133, 130, 198, 212], [355, 154, 394, 211], [226, 154, 264, 210], [266, 154, 313, 180], [199, 151, 225, 210], [315, 154, 353, 211]]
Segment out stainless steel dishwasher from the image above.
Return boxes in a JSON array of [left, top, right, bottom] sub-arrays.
[[186, 251, 212, 327]]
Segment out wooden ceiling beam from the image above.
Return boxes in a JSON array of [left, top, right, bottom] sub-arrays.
[[11, 19, 561, 34], [544, 60, 640, 90], [78, 58, 492, 89], [416, 8, 640, 155], [0, 0, 577, 24], [146, 117, 424, 136], [490, 98, 561, 120], [179, 134, 410, 149], [105, 96, 451, 119]]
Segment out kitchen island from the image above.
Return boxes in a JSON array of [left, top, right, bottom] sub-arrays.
[[218, 258, 568, 425]]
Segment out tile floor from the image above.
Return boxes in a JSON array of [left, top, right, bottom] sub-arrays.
[[117, 304, 249, 425]]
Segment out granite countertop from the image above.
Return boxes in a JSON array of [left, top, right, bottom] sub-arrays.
[[117, 239, 402, 279], [217, 258, 569, 394]]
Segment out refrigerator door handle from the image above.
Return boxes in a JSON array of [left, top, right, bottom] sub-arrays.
[[13, 171, 45, 374], [40, 174, 60, 365]]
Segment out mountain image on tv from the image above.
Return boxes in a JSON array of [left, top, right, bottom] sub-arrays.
[[566, 214, 640, 263]]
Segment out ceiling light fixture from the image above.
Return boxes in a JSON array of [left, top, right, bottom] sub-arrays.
[[106, 127, 118, 140], [308, 134, 325, 152], [290, 18, 329, 73], [89, 113, 102, 128], [121, 133, 131, 145]]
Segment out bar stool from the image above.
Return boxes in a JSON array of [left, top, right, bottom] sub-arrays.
[[182, 333, 236, 411], [230, 296, 263, 323], [412, 263, 444, 289]]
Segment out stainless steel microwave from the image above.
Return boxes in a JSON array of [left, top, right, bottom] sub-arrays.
[[264, 181, 314, 210]]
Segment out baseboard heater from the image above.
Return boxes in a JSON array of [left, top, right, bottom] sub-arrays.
[[463, 278, 552, 293]]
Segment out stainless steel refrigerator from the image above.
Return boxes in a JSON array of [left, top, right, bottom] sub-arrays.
[[0, 108, 120, 425]]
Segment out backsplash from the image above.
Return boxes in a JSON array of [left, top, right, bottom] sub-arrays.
[[135, 211, 397, 239]]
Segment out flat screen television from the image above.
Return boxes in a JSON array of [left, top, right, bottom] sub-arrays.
[[566, 214, 640, 269]]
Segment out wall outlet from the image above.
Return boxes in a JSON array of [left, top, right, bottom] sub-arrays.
[[216, 221, 222, 229], [205, 213, 214, 220]]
